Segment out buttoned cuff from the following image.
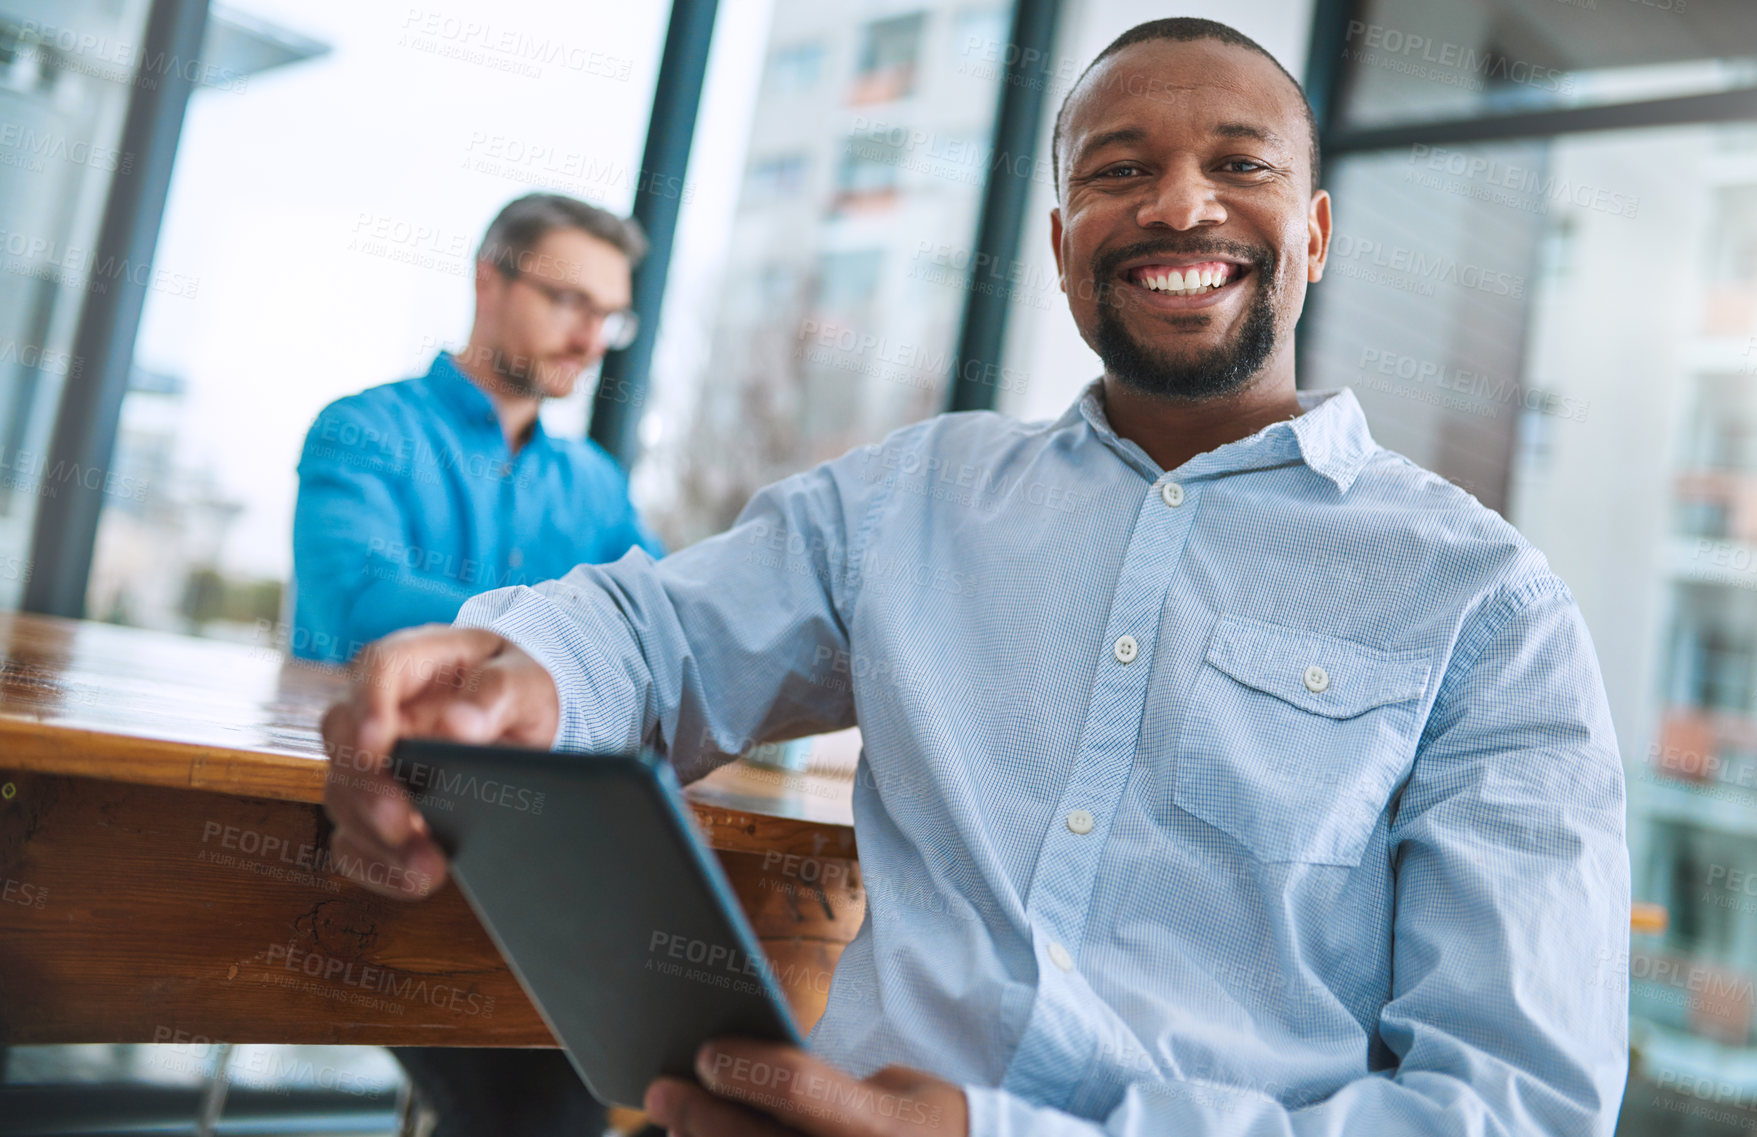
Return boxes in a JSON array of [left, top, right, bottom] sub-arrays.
[[454, 584, 640, 755]]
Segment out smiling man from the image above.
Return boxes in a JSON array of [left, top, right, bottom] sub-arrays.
[[318, 19, 1629, 1137]]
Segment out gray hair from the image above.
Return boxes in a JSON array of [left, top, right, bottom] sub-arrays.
[[477, 193, 648, 277]]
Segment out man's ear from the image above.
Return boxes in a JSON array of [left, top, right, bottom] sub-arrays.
[[1050, 207, 1067, 292], [1306, 190, 1332, 283], [473, 260, 502, 327]]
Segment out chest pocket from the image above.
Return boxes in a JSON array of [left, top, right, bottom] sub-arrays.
[[1174, 615, 1432, 867]]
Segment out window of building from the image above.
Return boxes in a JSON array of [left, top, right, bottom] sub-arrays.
[[850, 12, 926, 104], [768, 40, 824, 93], [836, 130, 905, 202], [747, 151, 811, 202]]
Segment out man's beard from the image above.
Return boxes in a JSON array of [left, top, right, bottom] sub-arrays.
[[1091, 238, 1280, 401], [488, 348, 551, 398]]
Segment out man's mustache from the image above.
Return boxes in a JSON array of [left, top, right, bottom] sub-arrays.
[[1091, 235, 1273, 283]]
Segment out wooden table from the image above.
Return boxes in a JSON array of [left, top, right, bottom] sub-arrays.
[[0, 611, 864, 1047]]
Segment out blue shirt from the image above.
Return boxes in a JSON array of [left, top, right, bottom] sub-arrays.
[[454, 380, 1630, 1136], [292, 352, 662, 664]]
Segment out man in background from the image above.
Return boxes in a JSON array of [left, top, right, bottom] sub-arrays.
[[292, 192, 664, 1134], [292, 192, 662, 666]]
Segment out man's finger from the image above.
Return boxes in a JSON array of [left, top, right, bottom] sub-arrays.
[[323, 761, 411, 849], [645, 1077, 796, 1137], [321, 700, 383, 780], [323, 707, 420, 848], [694, 1042, 890, 1137], [326, 826, 447, 899], [351, 625, 505, 756], [438, 664, 514, 742]]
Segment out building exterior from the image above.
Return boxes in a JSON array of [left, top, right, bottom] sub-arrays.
[[642, 0, 1013, 546]]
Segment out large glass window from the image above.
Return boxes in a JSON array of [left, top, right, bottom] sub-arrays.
[[85, 0, 671, 639], [0, 0, 155, 610], [1339, 0, 1757, 130], [634, 0, 1011, 548], [1310, 3, 1757, 1130]]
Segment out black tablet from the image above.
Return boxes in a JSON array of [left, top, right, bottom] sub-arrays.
[[387, 739, 804, 1108]]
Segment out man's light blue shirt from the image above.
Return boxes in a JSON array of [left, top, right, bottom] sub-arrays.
[[455, 380, 1630, 1136], [292, 351, 662, 664]]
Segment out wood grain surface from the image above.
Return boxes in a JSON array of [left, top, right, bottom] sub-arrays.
[[0, 771, 864, 1045], [0, 612, 866, 1044], [0, 611, 857, 856]]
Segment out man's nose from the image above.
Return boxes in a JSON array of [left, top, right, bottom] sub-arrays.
[[1136, 163, 1227, 230]]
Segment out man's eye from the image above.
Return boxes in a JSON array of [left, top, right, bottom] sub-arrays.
[[1222, 159, 1268, 173], [1100, 164, 1143, 178]]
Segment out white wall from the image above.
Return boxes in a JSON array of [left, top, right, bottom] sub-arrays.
[[997, 0, 1318, 423]]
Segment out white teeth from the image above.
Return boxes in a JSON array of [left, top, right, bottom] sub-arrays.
[[1135, 265, 1234, 294]]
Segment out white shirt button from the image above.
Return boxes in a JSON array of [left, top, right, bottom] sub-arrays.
[[1047, 941, 1074, 971], [1304, 664, 1329, 693], [1066, 809, 1095, 835], [1113, 635, 1138, 664], [1160, 482, 1185, 507]]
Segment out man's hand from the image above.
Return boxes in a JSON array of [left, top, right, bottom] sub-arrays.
[[320, 624, 561, 899], [644, 1039, 968, 1137]]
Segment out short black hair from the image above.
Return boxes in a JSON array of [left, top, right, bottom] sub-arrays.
[[1050, 18, 1321, 199], [477, 193, 648, 277]]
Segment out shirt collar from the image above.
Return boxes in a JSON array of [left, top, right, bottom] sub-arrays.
[[1063, 377, 1377, 494], [423, 351, 549, 448]]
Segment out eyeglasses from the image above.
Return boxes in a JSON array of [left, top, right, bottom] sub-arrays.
[[504, 267, 639, 350]]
